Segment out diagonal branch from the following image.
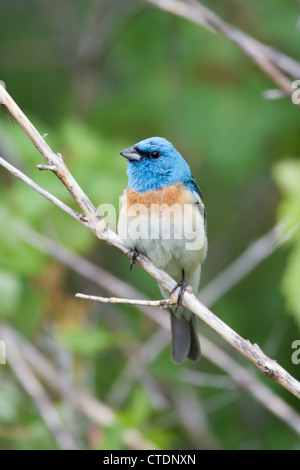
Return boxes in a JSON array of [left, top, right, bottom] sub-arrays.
[[145, 0, 300, 99], [184, 336, 300, 435], [0, 83, 300, 399], [16, 223, 300, 434], [0, 155, 88, 226]]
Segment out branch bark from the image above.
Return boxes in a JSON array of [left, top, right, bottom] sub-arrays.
[[16, 224, 300, 435], [0, 156, 88, 225], [0, 83, 300, 399], [75, 292, 177, 308]]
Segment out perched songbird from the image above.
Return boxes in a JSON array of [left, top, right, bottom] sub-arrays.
[[118, 137, 207, 363]]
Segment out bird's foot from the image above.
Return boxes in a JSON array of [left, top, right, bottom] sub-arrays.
[[171, 269, 188, 313], [128, 249, 139, 270]]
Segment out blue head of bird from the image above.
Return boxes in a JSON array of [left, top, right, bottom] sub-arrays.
[[120, 137, 192, 193]]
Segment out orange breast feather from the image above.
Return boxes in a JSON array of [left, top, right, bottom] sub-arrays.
[[126, 184, 194, 212]]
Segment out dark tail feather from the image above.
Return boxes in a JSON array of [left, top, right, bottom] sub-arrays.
[[188, 314, 201, 361], [170, 311, 201, 364]]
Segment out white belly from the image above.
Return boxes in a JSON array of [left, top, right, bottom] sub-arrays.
[[118, 201, 207, 287]]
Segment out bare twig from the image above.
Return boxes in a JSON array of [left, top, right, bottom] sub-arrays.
[[15, 224, 300, 434], [77, 215, 295, 311], [145, 0, 300, 99], [0, 156, 88, 226], [75, 292, 177, 308], [0, 84, 300, 399], [0, 85, 105, 238]]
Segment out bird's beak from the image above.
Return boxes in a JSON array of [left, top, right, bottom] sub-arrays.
[[119, 146, 141, 161]]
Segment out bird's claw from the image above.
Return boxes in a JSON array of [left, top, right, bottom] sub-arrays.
[[129, 249, 139, 270], [171, 269, 188, 313]]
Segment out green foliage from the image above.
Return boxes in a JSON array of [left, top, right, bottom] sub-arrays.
[[59, 325, 114, 356], [273, 159, 300, 230], [0, 270, 22, 318], [273, 159, 300, 327]]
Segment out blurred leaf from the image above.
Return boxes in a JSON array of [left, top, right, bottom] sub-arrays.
[[273, 159, 300, 231], [58, 325, 114, 356], [0, 270, 22, 317], [0, 378, 19, 423], [273, 158, 300, 327], [121, 386, 153, 428], [280, 238, 300, 327], [98, 420, 125, 451]]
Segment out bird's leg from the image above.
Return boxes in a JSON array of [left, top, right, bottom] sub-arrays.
[[128, 249, 139, 270], [170, 269, 187, 312]]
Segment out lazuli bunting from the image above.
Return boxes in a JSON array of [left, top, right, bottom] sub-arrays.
[[118, 137, 207, 363]]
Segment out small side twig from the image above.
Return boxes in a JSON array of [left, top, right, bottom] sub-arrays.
[[0, 155, 88, 226], [75, 292, 177, 308], [16, 224, 300, 434], [37, 163, 57, 172], [145, 0, 300, 100], [1, 84, 300, 400]]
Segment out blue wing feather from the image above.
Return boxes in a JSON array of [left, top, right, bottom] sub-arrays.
[[184, 175, 206, 228]]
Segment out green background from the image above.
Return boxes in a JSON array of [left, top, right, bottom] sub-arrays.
[[0, 0, 299, 450]]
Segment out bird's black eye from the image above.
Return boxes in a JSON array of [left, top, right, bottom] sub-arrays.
[[151, 150, 160, 159]]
